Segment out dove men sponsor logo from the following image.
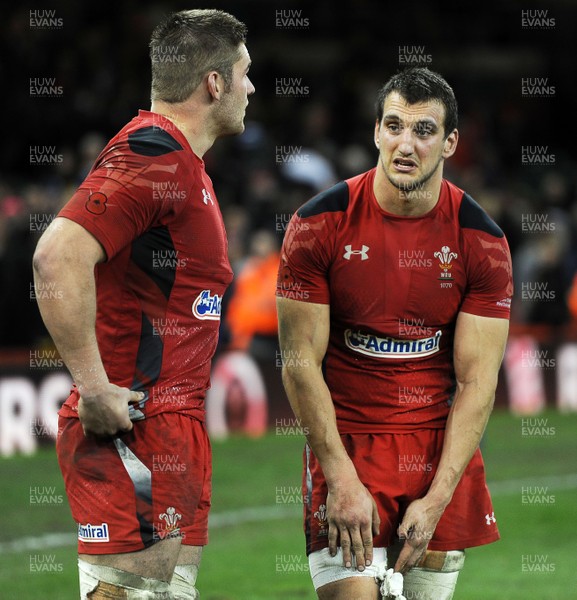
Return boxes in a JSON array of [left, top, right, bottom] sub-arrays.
[[345, 329, 442, 359], [192, 290, 222, 321]]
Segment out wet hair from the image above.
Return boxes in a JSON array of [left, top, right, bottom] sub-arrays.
[[150, 9, 247, 103], [375, 67, 458, 137]]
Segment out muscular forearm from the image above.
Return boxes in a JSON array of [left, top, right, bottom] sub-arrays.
[[393, 379, 498, 573], [282, 363, 358, 487], [427, 382, 495, 507], [277, 298, 381, 569], [33, 244, 108, 396]]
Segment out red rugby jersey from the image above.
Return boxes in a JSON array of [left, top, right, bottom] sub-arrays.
[[277, 168, 513, 432], [58, 111, 233, 421]]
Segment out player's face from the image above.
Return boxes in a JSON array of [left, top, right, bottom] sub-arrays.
[[374, 92, 458, 191], [215, 44, 255, 136]]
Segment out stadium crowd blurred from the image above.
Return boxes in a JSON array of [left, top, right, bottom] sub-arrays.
[[1, 0, 576, 351]]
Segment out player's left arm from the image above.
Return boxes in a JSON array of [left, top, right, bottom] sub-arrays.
[[394, 311, 509, 573]]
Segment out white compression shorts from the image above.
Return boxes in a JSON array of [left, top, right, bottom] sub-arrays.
[[309, 547, 387, 591]]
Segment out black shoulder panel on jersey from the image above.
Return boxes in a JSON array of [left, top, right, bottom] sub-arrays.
[[459, 192, 504, 238], [297, 181, 349, 218], [128, 126, 183, 157]]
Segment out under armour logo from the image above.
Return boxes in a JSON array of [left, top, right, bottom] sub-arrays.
[[343, 245, 369, 260], [485, 512, 496, 525], [202, 188, 214, 205]]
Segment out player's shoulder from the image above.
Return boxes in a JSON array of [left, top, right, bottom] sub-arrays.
[[458, 192, 504, 238], [296, 169, 373, 219], [91, 118, 192, 182], [297, 180, 349, 219], [126, 124, 184, 157], [443, 180, 504, 239], [102, 113, 187, 164]]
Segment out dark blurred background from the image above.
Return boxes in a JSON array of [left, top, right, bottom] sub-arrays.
[[1, 0, 576, 351]]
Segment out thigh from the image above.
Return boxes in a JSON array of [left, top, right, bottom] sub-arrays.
[[318, 577, 380, 600], [309, 547, 385, 600], [177, 544, 203, 566], [57, 413, 211, 557], [303, 435, 401, 555], [429, 447, 499, 551], [80, 536, 182, 581]]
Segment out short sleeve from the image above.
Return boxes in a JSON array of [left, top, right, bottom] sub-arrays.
[[460, 230, 513, 319], [276, 213, 332, 305], [58, 146, 182, 260]]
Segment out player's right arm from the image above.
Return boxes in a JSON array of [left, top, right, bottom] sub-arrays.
[[277, 296, 380, 571], [33, 217, 143, 436]]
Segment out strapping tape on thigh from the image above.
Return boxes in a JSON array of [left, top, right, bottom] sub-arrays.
[[417, 550, 465, 572], [168, 564, 199, 599], [78, 559, 170, 599]]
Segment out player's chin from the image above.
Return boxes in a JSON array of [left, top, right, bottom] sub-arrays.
[[389, 172, 419, 190], [220, 121, 245, 138]]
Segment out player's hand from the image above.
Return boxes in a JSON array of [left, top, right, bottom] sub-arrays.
[[394, 496, 444, 574], [78, 384, 144, 436], [327, 478, 380, 572]]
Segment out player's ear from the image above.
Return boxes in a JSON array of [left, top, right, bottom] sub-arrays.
[[206, 71, 223, 101], [442, 129, 458, 159], [374, 119, 381, 149]]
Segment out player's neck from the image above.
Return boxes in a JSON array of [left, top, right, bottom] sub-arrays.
[[373, 166, 443, 217], [150, 100, 216, 159]]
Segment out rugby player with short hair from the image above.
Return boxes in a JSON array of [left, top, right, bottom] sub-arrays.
[[33, 9, 254, 599], [276, 67, 513, 600]]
